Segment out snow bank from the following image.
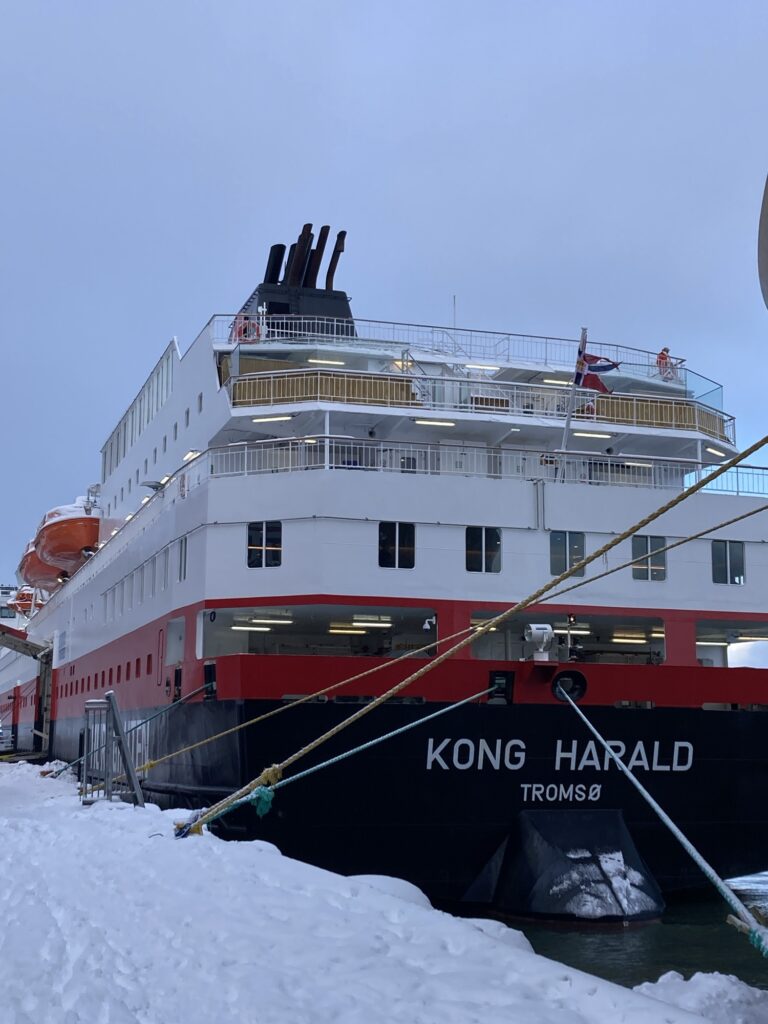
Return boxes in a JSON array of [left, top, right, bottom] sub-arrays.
[[0, 763, 717, 1023], [635, 971, 768, 1024]]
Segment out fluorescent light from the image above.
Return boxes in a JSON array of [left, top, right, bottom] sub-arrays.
[[141, 496, 150, 505], [111, 529, 118, 536], [612, 636, 647, 644], [697, 640, 728, 647], [573, 431, 612, 439], [706, 446, 726, 458], [329, 628, 367, 635], [465, 363, 500, 371], [625, 461, 653, 468], [160, 475, 170, 485], [414, 419, 455, 427], [308, 358, 345, 365], [252, 415, 293, 423], [250, 618, 293, 626], [553, 628, 591, 636], [302, 438, 318, 444], [736, 636, 768, 642], [231, 625, 271, 632], [125, 514, 133, 522], [182, 450, 201, 462], [650, 631, 665, 638], [543, 378, 570, 386]]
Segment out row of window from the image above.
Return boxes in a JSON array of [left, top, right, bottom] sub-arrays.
[[246, 521, 748, 585], [58, 654, 153, 700], [102, 539, 187, 623]]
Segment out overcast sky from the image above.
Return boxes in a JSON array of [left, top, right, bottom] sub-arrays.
[[1, 0, 766, 581]]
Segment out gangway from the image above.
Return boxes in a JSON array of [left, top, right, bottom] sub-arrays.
[[0, 622, 53, 756]]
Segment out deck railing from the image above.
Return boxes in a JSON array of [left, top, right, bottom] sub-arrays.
[[198, 437, 768, 496], [227, 369, 735, 443]]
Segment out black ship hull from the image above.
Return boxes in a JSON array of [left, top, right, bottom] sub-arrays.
[[52, 697, 768, 900]]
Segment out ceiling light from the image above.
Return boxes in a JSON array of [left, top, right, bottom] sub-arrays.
[[182, 450, 201, 462], [553, 628, 591, 636], [465, 364, 500, 371], [697, 640, 728, 647], [302, 438, 318, 444], [111, 529, 118, 536], [624, 461, 653, 468], [250, 618, 294, 626], [308, 358, 345, 365], [160, 475, 171, 485], [414, 419, 455, 427], [125, 514, 133, 522], [611, 637, 648, 644], [543, 378, 570, 386], [573, 431, 612, 439], [736, 636, 768, 642], [141, 497, 150, 505], [252, 415, 294, 423], [329, 628, 367, 635], [705, 446, 726, 458], [231, 625, 272, 632]]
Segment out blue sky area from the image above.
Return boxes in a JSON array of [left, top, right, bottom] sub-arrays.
[[0, 0, 766, 580]]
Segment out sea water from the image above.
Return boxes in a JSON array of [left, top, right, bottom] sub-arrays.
[[522, 873, 768, 990]]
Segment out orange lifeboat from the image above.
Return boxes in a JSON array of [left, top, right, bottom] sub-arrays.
[[18, 540, 61, 592], [7, 586, 44, 618], [34, 496, 101, 578]]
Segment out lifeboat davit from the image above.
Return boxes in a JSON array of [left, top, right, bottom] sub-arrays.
[[7, 586, 45, 618], [34, 496, 101, 577], [18, 540, 61, 592]]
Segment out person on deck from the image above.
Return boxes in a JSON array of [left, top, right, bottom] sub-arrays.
[[656, 346, 674, 380]]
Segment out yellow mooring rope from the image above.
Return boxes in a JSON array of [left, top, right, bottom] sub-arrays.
[[175, 432, 768, 835]]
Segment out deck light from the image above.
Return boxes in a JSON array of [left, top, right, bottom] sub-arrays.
[[160, 475, 171, 485], [125, 514, 133, 521], [697, 640, 729, 647], [705, 446, 726, 458], [553, 628, 591, 636], [250, 618, 294, 626], [308, 358, 345, 366], [252, 415, 294, 423], [624, 461, 653, 469], [736, 636, 768, 642], [141, 497, 150, 505], [231, 625, 271, 632], [543, 379, 570, 386], [329, 628, 367, 635], [111, 529, 118, 536], [465, 364, 500, 372], [611, 637, 647, 644], [414, 419, 455, 427], [573, 431, 613, 439], [182, 450, 201, 462]]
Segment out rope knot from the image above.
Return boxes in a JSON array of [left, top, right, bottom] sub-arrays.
[[261, 764, 282, 788]]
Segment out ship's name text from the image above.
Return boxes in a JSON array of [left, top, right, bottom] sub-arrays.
[[425, 738, 694, 772]]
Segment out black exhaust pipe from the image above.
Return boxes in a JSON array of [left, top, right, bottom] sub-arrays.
[[325, 230, 346, 291], [303, 224, 330, 288], [263, 243, 286, 285], [287, 223, 314, 287], [281, 243, 297, 285]]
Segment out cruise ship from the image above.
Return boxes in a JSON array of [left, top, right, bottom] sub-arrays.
[[2, 223, 767, 909]]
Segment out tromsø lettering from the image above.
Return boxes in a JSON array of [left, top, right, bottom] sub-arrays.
[[425, 737, 693, 772]]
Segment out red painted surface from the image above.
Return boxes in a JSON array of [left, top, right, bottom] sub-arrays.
[[5, 593, 766, 725]]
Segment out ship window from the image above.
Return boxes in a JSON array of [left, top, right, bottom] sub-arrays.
[[197, 392, 203, 413], [128, 477, 132, 494], [165, 618, 186, 664], [126, 574, 133, 611], [0, 607, 14, 619], [101, 671, 105, 688], [550, 531, 585, 577], [200, 604, 437, 660], [126, 661, 131, 682], [135, 657, 141, 679], [116, 665, 121, 684], [163, 436, 167, 453], [108, 668, 113, 686], [378, 522, 415, 569], [162, 548, 170, 590], [178, 536, 188, 581], [185, 408, 190, 428], [146, 654, 152, 675], [247, 521, 282, 568], [173, 423, 178, 441], [144, 458, 148, 475], [153, 447, 157, 465], [466, 527, 501, 573], [632, 535, 667, 581], [712, 540, 745, 585]]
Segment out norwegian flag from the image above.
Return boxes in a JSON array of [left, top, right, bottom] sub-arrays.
[[581, 353, 620, 394]]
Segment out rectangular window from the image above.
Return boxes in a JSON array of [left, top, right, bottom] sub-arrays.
[[178, 536, 188, 582], [247, 521, 282, 568], [712, 540, 745, 585], [632, 535, 667, 581], [162, 547, 170, 590], [466, 527, 501, 573], [550, 531, 585, 577], [378, 522, 415, 569]]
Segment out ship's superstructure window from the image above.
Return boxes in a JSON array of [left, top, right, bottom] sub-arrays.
[[178, 536, 188, 582], [197, 392, 203, 413], [466, 527, 501, 573], [712, 540, 745, 585], [247, 522, 282, 568], [550, 531, 585, 577], [632, 535, 667, 581], [200, 604, 437, 660], [378, 522, 415, 569]]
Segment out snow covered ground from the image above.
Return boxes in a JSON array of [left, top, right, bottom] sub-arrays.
[[1, 763, 767, 1024]]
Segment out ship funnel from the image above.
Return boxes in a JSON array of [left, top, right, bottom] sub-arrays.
[[303, 224, 330, 289], [287, 223, 314, 287], [325, 230, 347, 291]]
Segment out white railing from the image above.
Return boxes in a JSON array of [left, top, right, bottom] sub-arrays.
[[205, 314, 702, 378], [227, 369, 735, 443], [197, 437, 768, 496]]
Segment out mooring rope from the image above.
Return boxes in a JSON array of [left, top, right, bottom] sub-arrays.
[[555, 683, 768, 957], [175, 432, 768, 836]]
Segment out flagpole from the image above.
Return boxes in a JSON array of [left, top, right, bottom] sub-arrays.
[[560, 326, 588, 453]]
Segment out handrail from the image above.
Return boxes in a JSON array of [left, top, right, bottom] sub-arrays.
[[226, 368, 735, 443]]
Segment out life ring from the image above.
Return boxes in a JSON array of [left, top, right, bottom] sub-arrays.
[[233, 317, 260, 342]]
